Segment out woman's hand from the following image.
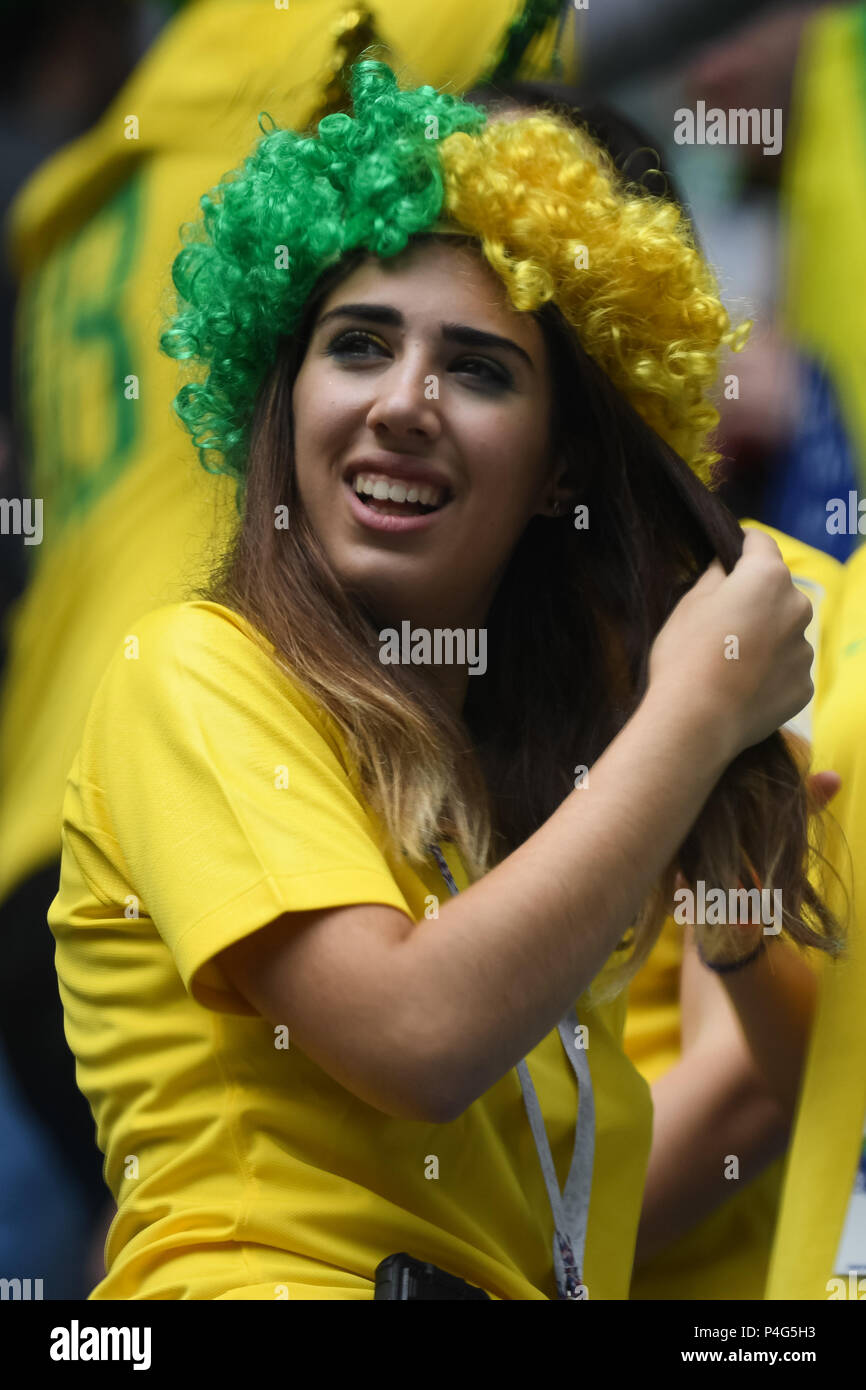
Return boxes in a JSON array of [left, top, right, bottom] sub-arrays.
[[648, 528, 815, 761]]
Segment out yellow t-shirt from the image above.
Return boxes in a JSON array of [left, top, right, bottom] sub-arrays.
[[47, 599, 651, 1301], [624, 521, 847, 1300]]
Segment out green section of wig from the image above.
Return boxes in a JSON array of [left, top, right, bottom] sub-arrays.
[[159, 60, 487, 481]]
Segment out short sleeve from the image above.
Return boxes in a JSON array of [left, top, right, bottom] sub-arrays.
[[77, 602, 413, 1012]]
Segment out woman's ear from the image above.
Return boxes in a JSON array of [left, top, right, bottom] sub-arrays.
[[537, 458, 579, 519]]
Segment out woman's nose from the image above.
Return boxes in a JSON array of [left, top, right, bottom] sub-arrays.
[[365, 361, 442, 439]]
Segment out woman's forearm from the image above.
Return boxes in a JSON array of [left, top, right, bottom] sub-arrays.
[[633, 1043, 789, 1270], [714, 934, 819, 1116], [633, 926, 818, 1270], [395, 688, 737, 1118]]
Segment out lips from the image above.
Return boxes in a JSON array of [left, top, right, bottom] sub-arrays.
[[343, 476, 453, 533]]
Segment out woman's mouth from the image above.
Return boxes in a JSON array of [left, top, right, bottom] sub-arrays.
[[343, 472, 454, 533]]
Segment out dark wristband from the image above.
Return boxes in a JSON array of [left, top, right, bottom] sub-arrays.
[[697, 935, 767, 974]]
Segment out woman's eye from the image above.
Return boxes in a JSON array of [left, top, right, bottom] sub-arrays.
[[454, 357, 511, 388], [323, 333, 511, 388], [325, 330, 389, 358]]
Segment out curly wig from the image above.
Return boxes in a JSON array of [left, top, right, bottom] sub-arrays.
[[160, 58, 746, 487]]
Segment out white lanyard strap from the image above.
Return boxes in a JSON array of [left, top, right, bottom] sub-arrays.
[[428, 844, 595, 1299]]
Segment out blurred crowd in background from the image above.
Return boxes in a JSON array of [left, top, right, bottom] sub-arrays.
[[1, 0, 864, 1301]]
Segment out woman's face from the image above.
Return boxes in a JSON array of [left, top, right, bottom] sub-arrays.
[[291, 238, 559, 631]]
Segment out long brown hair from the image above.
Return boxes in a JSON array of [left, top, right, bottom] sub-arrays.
[[192, 235, 847, 999]]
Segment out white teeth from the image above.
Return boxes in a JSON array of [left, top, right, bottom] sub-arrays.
[[350, 472, 447, 507]]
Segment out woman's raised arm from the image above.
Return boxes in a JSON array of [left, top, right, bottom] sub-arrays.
[[387, 531, 816, 1118], [221, 531, 815, 1124]]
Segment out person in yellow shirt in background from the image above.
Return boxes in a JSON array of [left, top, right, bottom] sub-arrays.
[[0, 0, 580, 1280]]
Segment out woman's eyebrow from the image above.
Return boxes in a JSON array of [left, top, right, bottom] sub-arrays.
[[315, 303, 534, 370], [441, 322, 534, 371]]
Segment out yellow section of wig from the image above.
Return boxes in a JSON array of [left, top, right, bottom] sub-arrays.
[[438, 114, 750, 484]]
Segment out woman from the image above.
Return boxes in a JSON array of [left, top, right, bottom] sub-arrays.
[[48, 59, 843, 1301]]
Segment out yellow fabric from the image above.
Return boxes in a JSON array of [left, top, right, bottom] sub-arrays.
[[47, 599, 651, 1300], [767, 540, 866, 1299], [780, 3, 866, 488], [624, 522, 847, 1300], [620, 915, 683, 1088], [0, 0, 579, 908]]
